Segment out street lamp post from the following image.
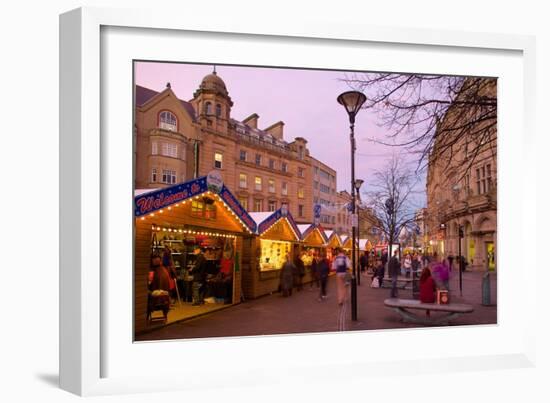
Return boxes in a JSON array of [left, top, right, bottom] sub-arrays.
[[337, 90, 367, 322], [458, 225, 464, 296], [354, 178, 364, 285]]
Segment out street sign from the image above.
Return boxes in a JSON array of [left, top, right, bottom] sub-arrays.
[[313, 203, 322, 218]]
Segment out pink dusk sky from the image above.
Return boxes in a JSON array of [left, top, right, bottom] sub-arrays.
[[135, 61, 426, 207]]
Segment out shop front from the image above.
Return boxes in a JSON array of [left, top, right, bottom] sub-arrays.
[[297, 223, 329, 283], [134, 174, 257, 334], [241, 207, 301, 299]]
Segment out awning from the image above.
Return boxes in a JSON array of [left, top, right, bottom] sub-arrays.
[[298, 223, 329, 245]]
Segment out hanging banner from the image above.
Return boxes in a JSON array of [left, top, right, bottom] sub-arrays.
[[219, 184, 257, 233], [134, 176, 207, 217]]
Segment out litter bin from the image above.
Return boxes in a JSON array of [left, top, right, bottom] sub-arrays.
[[482, 271, 491, 306]]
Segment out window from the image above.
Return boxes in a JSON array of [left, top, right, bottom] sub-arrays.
[[314, 166, 319, 176], [254, 199, 263, 212], [314, 181, 319, 190], [298, 167, 305, 178], [215, 104, 222, 117], [191, 200, 204, 217], [255, 154, 262, 166], [255, 176, 262, 191], [239, 173, 247, 188], [162, 169, 176, 184], [320, 183, 331, 194], [159, 111, 177, 131], [214, 152, 223, 169], [281, 182, 288, 196], [298, 186, 305, 199], [298, 145, 304, 160], [268, 179, 275, 193], [191, 199, 217, 219], [161, 143, 178, 158], [205, 203, 216, 219], [238, 197, 248, 210], [476, 165, 492, 195], [320, 169, 330, 180], [239, 150, 247, 161], [281, 162, 287, 173], [204, 101, 212, 115], [151, 168, 157, 183], [268, 200, 276, 212], [151, 141, 158, 155], [269, 159, 275, 169], [298, 204, 304, 217]]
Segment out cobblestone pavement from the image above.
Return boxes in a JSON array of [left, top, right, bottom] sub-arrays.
[[136, 270, 497, 341]]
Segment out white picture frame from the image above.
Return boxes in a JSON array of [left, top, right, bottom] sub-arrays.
[[60, 6, 537, 396]]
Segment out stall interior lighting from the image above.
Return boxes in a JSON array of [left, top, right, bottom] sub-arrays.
[[151, 224, 237, 239]]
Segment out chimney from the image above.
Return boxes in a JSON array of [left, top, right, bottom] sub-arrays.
[[243, 113, 259, 129], [264, 121, 284, 140]]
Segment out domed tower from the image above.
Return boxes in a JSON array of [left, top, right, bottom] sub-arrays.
[[191, 67, 234, 134]]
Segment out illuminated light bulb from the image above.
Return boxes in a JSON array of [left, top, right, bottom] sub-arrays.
[[150, 213, 155, 217], [140, 217, 145, 220], [168, 207, 172, 210], [159, 209, 164, 213], [157, 227, 161, 231]]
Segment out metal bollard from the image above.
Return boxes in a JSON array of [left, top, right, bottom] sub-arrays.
[[482, 271, 491, 306]]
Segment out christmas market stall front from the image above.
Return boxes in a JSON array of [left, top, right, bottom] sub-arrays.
[[297, 223, 329, 283], [324, 230, 343, 263], [134, 174, 256, 334], [241, 207, 301, 299]]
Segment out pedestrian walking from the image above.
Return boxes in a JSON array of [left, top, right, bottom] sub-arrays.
[[317, 252, 330, 301], [388, 249, 400, 298], [310, 253, 320, 290], [359, 251, 368, 275], [280, 253, 295, 297], [411, 252, 420, 278], [293, 252, 305, 291], [332, 248, 351, 331], [431, 253, 450, 291], [403, 253, 412, 278]]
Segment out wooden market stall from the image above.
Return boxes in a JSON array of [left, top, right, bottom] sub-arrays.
[[324, 230, 343, 267], [134, 174, 257, 334], [241, 208, 301, 299], [297, 223, 329, 283]]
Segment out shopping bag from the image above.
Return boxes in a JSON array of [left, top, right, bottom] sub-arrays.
[[370, 277, 380, 288]]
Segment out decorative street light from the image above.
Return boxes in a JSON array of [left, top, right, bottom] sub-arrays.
[[354, 178, 364, 285], [337, 90, 367, 322]]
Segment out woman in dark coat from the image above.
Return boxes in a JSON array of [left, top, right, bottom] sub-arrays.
[[280, 253, 295, 297]]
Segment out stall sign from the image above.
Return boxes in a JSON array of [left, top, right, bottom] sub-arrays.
[[134, 177, 207, 217], [219, 184, 257, 233], [206, 170, 224, 194]]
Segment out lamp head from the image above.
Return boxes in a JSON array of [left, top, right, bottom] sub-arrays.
[[337, 91, 367, 124]]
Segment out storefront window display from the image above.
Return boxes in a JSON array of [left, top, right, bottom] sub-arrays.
[[259, 239, 292, 271]]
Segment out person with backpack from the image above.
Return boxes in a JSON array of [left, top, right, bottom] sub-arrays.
[[332, 248, 351, 306]]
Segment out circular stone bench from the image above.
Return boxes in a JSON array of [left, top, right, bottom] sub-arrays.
[[384, 298, 474, 326]]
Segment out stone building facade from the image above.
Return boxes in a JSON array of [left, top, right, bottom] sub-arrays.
[[135, 71, 317, 223], [310, 156, 338, 229], [425, 78, 497, 271]]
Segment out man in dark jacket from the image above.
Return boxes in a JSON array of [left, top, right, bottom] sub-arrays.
[[316, 254, 330, 300], [388, 249, 400, 298], [191, 248, 207, 305], [359, 252, 368, 275]]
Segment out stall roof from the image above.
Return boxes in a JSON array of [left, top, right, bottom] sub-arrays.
[[251, 209, 301, 240], [134, 176, 257, 233], [298, 223, 328, 243]]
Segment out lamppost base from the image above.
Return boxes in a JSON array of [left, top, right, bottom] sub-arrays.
[[351, 277, 357, 321]]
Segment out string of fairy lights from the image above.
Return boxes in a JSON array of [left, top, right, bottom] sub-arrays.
[[151, 225, 237, 239], [139, 190, 254, 235]]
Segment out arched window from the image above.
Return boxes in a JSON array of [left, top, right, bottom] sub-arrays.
[[215, 103, 222, 117], [159, 110, 177, 131], [204, 101, 212, 115]]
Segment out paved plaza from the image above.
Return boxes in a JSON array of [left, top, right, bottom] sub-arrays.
[[136, 270, 497, 341]]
